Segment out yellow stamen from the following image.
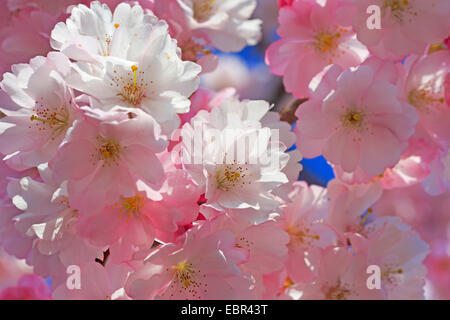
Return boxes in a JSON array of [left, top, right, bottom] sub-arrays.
[[114, 23, 119, 29], [121, 195, 144, 216], [350, 113, 360, 121], [131, 65, 138, 89], [315, 32, 340, 52], [173, 261, 196, 288]]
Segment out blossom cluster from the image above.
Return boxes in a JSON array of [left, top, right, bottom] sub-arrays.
[[0, 0, 448, 300]]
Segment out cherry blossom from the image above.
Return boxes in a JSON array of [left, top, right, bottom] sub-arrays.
[[351, 217, 430, 299], [49, 107, 168, 215], [351, 0, 450, 60], [295, 64, 418, 176], [51, 1, 160, 62], [180, 97, 289, 211], [266, 0, 368, 98], [400, 50, 450, 141], [278, 181, 335, 284], [0, 0, 447, 301], [174, 0, 262, 53], [290, 247, 383, 300], [0, 52, 80, 171], [125, 227, 250, 299]]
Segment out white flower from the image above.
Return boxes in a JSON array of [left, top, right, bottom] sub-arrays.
[[51, 1, 160, 62], [6, 164, 104, 281], [177, 0, 262, 52], [55, 2, 201, 135], [0, 53, 80, 171], [180, 98, 289, 211]]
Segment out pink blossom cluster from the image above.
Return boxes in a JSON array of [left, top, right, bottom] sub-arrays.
[[0, 0, 448, 300]]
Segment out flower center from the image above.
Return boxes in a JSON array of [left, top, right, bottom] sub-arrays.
[[382, 265, 403, 285], [341, 109, 364, 130], [215, 164, 251, 192], [120, 195, 145, 217], [113, 65, 148, 106], [382, 0, 416, 22], [236, 236, 254, 251], [92, 136, 121, 166], [29, 105, 70, 139], [315, 31, 340, 53], [324, 280, 353, 300], [173, 261, 197, 289], [193, 0, 216, 22], [408, 86, 445, 113], [163, 259, 210, 298], [285, 225, 320, 248]]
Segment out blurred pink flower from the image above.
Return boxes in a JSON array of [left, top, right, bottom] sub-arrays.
[[0, 9, 55, 75], [0, 274, 51, 300]]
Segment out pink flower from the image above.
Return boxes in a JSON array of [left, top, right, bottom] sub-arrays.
[[290, 247, 384, 299], [400, 50, 450, 141], [372, 184, 437, 231], [53, 261, 133, 300], [0, 9, 55, 76], [78, 188, 183, 263], [125, 227, 250, 299], [334, 125, 440, 187], [295, 64, 418, 176], [327, 178, 383, 238], [351, 0, 450, 60], [202, 215, 290, 276], [278, 181, 336, 284], [0, 274, 51, 300], [0, 52, 81, 171], [49, 107, 168, 215], [156, 152, 204, 241], [4, 166, 104, 287], [350, 217, 430, 299], [422, 145, 450, 196], [152, 0, 218, 72], [266, 0, 368, 98]]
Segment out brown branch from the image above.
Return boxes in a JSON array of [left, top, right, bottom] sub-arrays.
[[279, 98, 308, 125]]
